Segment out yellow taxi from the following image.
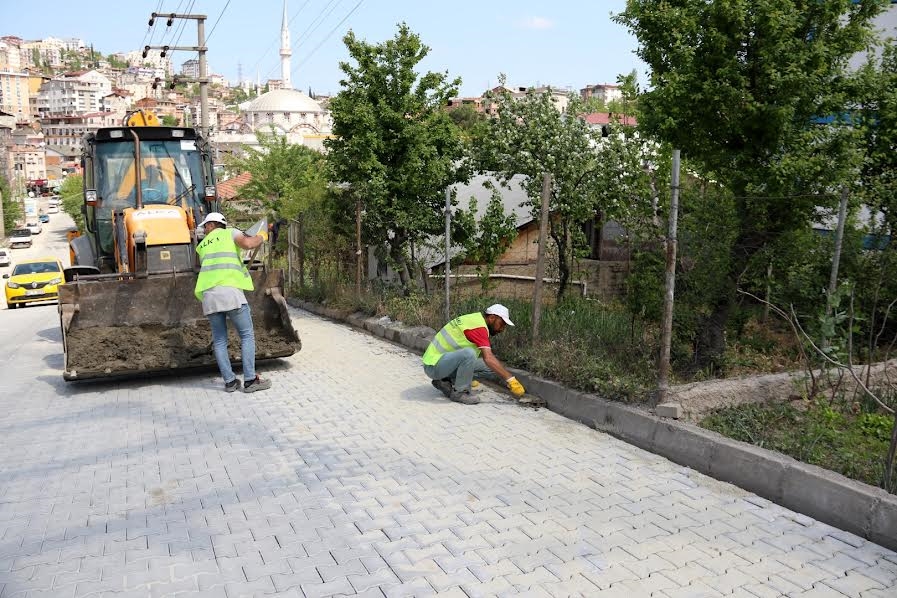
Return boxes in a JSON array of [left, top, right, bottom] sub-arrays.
[[4, 256, 64, 309]]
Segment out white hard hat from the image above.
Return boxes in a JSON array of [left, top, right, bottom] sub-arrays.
[[198, 212, 227, 227], [485, 304, 515, 326]]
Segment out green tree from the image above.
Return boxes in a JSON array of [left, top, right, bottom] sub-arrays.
[[582, 97, 608, 113], [853, 42, 897, 236], [478, 81, 651, 298], [227, 129, 326, 220], [161, 114, 179, 126], [107, 54, 128, 69], [59, 174, 84, 232], [0, 175, 22, 232], [448, 103, 486, 135], [614, 0, 887, 370], [325, 23, 466, 287], [459, 184, 519, 289]]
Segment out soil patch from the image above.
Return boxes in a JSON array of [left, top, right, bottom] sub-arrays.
[[65, 321, 298, 376]]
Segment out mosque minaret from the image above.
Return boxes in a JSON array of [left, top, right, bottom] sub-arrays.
[[216, 0, 332, 152], [279, 0, 292, 90]]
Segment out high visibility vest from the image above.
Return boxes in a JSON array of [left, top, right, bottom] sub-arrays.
[[422, 312, 487, 366], [194, 227, 254, 300]]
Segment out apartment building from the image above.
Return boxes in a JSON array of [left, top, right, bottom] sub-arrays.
[[580, 83, 623, 104], [0, 71, 31, 122], [40, 111, 122, 153], [37, 69, 112, 116]]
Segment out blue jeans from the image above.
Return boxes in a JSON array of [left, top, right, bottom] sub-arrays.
[[423, 348, 498, 392], [207, 304, 255, 383]]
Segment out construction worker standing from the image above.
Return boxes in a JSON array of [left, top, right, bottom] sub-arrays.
[[195, 212, 272, 393], [422, 304, 526, 405]]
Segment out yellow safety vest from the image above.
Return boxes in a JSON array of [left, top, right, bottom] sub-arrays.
[[194, 227, 254, 300], [422, 312, 487, 366]]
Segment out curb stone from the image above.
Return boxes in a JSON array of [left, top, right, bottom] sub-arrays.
[[288, 298, 897, 551]]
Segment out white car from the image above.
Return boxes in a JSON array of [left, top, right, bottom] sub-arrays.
[[8, 228, 32, 248], [26, 221, 42, 235], [47, 204, 59, 214], [0, 248, 9, 267]]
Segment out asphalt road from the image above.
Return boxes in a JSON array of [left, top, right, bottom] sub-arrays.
[[0, 208, 896, 597]]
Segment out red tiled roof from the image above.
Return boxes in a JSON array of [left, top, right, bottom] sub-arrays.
[[581, 112, 637, 126], [218, 171, 252, 201]]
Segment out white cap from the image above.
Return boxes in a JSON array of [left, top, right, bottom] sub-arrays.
[[198, 212, 227, 227], [485, 304, 514, 326]]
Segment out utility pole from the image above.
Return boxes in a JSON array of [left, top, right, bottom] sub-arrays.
[[531, 173, 552, 342], [144, 12, 209, 138], [356, 197, 363, 299], [444, 187, 451, 322]]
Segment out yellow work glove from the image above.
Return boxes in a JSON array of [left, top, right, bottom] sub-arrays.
[[506, 376, 526, 397], [256, 229, 269, 242]]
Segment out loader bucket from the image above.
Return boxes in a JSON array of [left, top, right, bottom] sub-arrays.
[[58, 270, 300, 381]]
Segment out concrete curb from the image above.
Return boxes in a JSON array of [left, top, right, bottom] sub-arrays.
[[289, 298, 897, 551]]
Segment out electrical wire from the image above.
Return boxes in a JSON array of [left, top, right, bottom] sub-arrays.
[[205, 0, 232, 44], [157, 0, 187, 48], [170, 0, 197, 51], [293, 0, 365, 75], [140, 0, 166, 49]]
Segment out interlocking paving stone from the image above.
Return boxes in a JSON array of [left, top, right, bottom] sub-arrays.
[[0, 306, 895, 596]]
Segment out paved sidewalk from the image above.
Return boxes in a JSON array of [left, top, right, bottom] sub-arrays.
[[0, 307, 895, 597]]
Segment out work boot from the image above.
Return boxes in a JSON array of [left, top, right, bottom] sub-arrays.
[[449, 389, 480, 405], [431, 378, 453, 398], [243, 376, 272, 393], [224, 378, 242, 393]]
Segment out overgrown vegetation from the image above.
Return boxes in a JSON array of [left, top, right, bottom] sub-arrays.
[[702, 399, 896, 492], [0, 175, 22, 232]]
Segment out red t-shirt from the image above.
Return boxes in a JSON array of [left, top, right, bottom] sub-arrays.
[[463, 325, 491, 350]]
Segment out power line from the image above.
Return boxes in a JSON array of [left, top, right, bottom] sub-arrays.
[[297, 0, 343, 43], [165, 0, 196, 70], [293, 0, 365, 76], [205, 0, 232, 44], [140, 0, 166, 49]]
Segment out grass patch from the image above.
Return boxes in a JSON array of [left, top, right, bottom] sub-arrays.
[[700, 400, 896, 492]]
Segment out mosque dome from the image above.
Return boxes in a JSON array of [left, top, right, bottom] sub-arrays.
[[244, 88, 324, 114]]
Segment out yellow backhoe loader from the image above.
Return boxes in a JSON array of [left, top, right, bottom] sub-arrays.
[[58, 111, 300, 380]]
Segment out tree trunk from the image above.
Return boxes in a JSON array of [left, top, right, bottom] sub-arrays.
[[550, 220, 570, 300], [389, 237, 410, 287], [692, 291, 732, 375]]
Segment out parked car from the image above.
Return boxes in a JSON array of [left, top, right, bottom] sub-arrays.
[[4, 256, 64, 309], [26, 221, 42, 235], [8, 228, 32, 248], [0, 249, 10, 267], [47, 204, 59, 214], [39, 213, 50, 223]]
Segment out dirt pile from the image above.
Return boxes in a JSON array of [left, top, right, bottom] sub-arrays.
[[64, 321, 299, 376]]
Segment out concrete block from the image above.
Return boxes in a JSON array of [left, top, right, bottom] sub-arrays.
[[868, 491, 897, 552], [709, 436, 789, 503], [563, 391, 610, 427], [347, 312, 366, 328], [655, 402, 682, 419], [599, 402, 658, 452], [780, 462, 881, 540], [652, 421, 716, 475]]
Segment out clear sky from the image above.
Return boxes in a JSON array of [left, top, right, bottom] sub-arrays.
[[0, 0, 645, 97]]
